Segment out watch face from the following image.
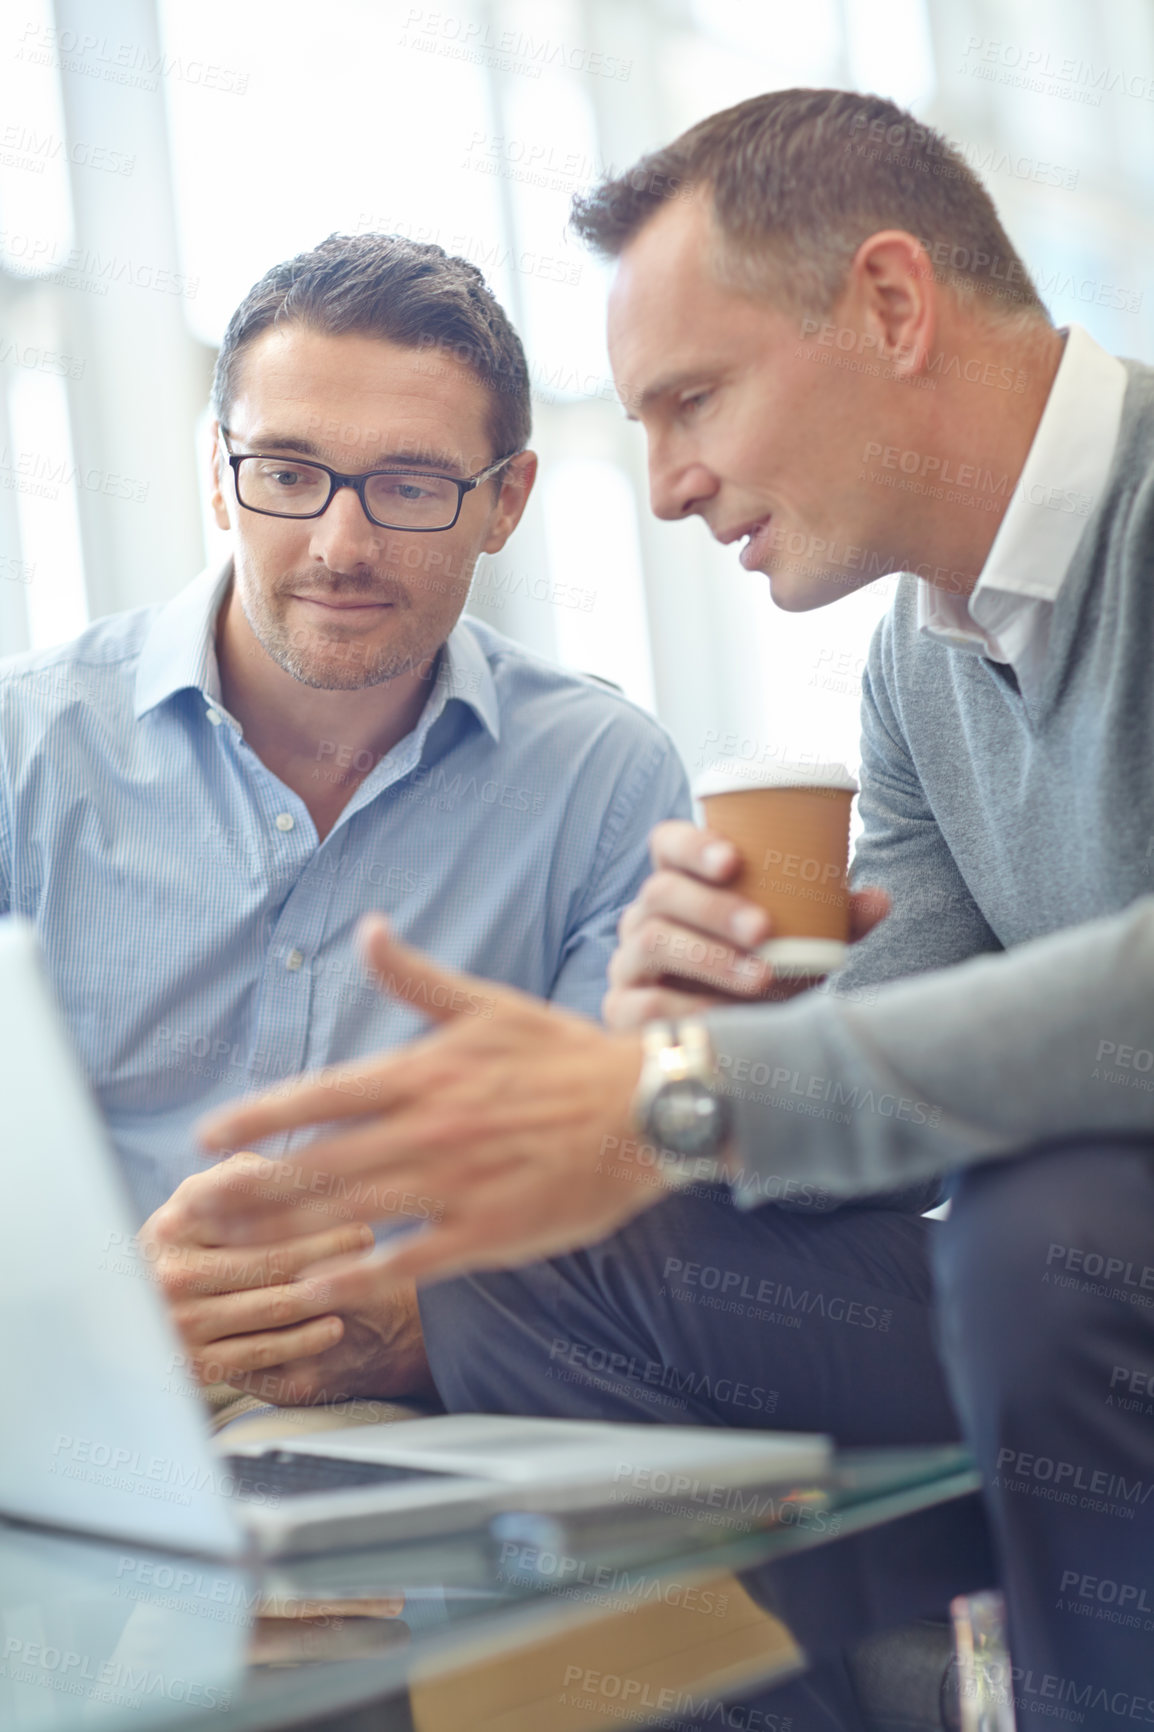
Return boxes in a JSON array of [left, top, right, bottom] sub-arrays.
[[650, 1079, 722, 1157]]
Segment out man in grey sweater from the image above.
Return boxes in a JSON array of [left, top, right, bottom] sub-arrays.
[[195, 93, 1154, 1722]]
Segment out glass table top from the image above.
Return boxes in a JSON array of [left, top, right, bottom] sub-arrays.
[[0, 1444, 982, 1732]]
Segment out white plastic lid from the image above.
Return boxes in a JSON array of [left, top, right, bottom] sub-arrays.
[[693, 757, 859, 799]]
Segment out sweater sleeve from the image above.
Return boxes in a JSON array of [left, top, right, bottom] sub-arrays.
[[705, 895, 1154, 1206], [791, 608, 1003, 1212], [833, 609, 1002, 1007]]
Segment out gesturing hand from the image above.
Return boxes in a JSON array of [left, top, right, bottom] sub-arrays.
[[193, 918, 670, 1288]]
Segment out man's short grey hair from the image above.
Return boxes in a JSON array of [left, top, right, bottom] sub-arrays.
[[571, 88, 1050, 326]]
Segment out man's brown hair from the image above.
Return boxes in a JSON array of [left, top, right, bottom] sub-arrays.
[[571, 88, 1049, 323], [211, 232, 531, 458]]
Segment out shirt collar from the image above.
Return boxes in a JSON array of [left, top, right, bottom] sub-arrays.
[[918, 324, 1127, 662], [134, 557, 501, 743], [134, 560, 230, 719], [430, 614, 501, 743]]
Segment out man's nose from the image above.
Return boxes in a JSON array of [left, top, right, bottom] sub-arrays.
[[308, 482, 383, 565], [648, 454, 718, 523]]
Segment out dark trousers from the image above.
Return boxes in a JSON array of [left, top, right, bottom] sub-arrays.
[[935, 1138, 1154, 1730], [420, 1186, 959, 1442], [420, 1187, 960, 1732], [419, 1139, 1154, 1729]]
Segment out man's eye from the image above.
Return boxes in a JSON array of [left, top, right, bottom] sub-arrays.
[[381, 478, 435, 501], [256, 464, 315, 489], [678, 391, 711, 417]]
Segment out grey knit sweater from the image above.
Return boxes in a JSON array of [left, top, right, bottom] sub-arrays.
[[706, 356, 1154, 1205]]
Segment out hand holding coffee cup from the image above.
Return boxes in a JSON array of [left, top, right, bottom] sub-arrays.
[[692, 759, 859, 980], [602, 778, 885, 1030]]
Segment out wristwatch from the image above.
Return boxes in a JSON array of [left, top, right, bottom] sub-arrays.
[[631, 1019, 732, 1186]]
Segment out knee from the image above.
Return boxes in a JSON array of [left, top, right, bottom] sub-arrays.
[[941, 1137, 1150, 1285], [942, 1143, 1082, 1282], [934, 1137, 1152, 1390]]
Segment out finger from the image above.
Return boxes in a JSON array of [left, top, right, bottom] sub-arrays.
[[199, 1144, 479, 1246], [295, 1241, 388, 1294], [153, 1222, 375, 1295], [196, 1056, 405, 1155], [368, 1181, 631, 1289], [634, 869, 772, 952], [195, 1117, 513, 1242], [173, 1271, 349, 1345], [648, 821, 740, 882], [197, 912, 513, 1154], [192, 1147, 392, 1223], [849, 887, 891, 941], [365, 1223, 500, 1288], [192, 1315, 344, 1383], [142, 1152, 279, 1252], [609, 920, 770, 997], [342, 1211, 544, 1289], [186, 1156, 377, 1253], [359, 914, 508, 1027]]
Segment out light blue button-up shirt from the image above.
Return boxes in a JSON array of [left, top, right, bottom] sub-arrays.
[[0, 563, 690, 1219]]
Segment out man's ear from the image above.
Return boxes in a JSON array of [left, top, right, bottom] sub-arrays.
[[209, 421, 231, 532], [843, 229, 937, 378], [481, 451, 538, 555]]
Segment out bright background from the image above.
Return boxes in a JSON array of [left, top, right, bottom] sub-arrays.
[[2, 0, 1152, 781]]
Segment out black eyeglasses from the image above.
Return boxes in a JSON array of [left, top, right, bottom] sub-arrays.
[[218, 429, 520, 532]]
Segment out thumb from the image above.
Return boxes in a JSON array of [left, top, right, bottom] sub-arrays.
[[358, 914, 499, 1025]]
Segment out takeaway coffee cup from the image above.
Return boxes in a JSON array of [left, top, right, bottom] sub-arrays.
[[693, 758, 859, 979]]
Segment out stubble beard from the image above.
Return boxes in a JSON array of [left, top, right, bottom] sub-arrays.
[[240, 579, 438, 691]]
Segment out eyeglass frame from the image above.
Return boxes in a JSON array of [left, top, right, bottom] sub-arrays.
[[217, 427, 523, 533]]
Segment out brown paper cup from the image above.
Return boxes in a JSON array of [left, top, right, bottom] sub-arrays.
[[695, 761, 858, 979]]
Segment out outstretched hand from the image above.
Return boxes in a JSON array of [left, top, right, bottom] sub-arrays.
[[194, 918, 667, 1287]]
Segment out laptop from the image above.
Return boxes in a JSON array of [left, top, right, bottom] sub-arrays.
[[0, 917, 830, 1560]]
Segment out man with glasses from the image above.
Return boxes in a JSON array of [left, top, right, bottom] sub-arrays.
[[0, 231, 690, 1411], [217, 429, 516, 540]]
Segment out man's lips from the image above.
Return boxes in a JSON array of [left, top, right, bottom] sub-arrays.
[[717, 516, 774, 571], [718, 516, 763, 546], [291, 594, 396, 613], [718, 514, 771, 546]]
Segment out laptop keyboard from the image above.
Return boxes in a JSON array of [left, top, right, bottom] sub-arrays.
[[222, 1449, 457, 1501]]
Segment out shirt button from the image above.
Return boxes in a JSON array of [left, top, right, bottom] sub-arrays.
[[285, 948, 304, 971], [206, 709, 222, 726], [275, 812, 295, 832]]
